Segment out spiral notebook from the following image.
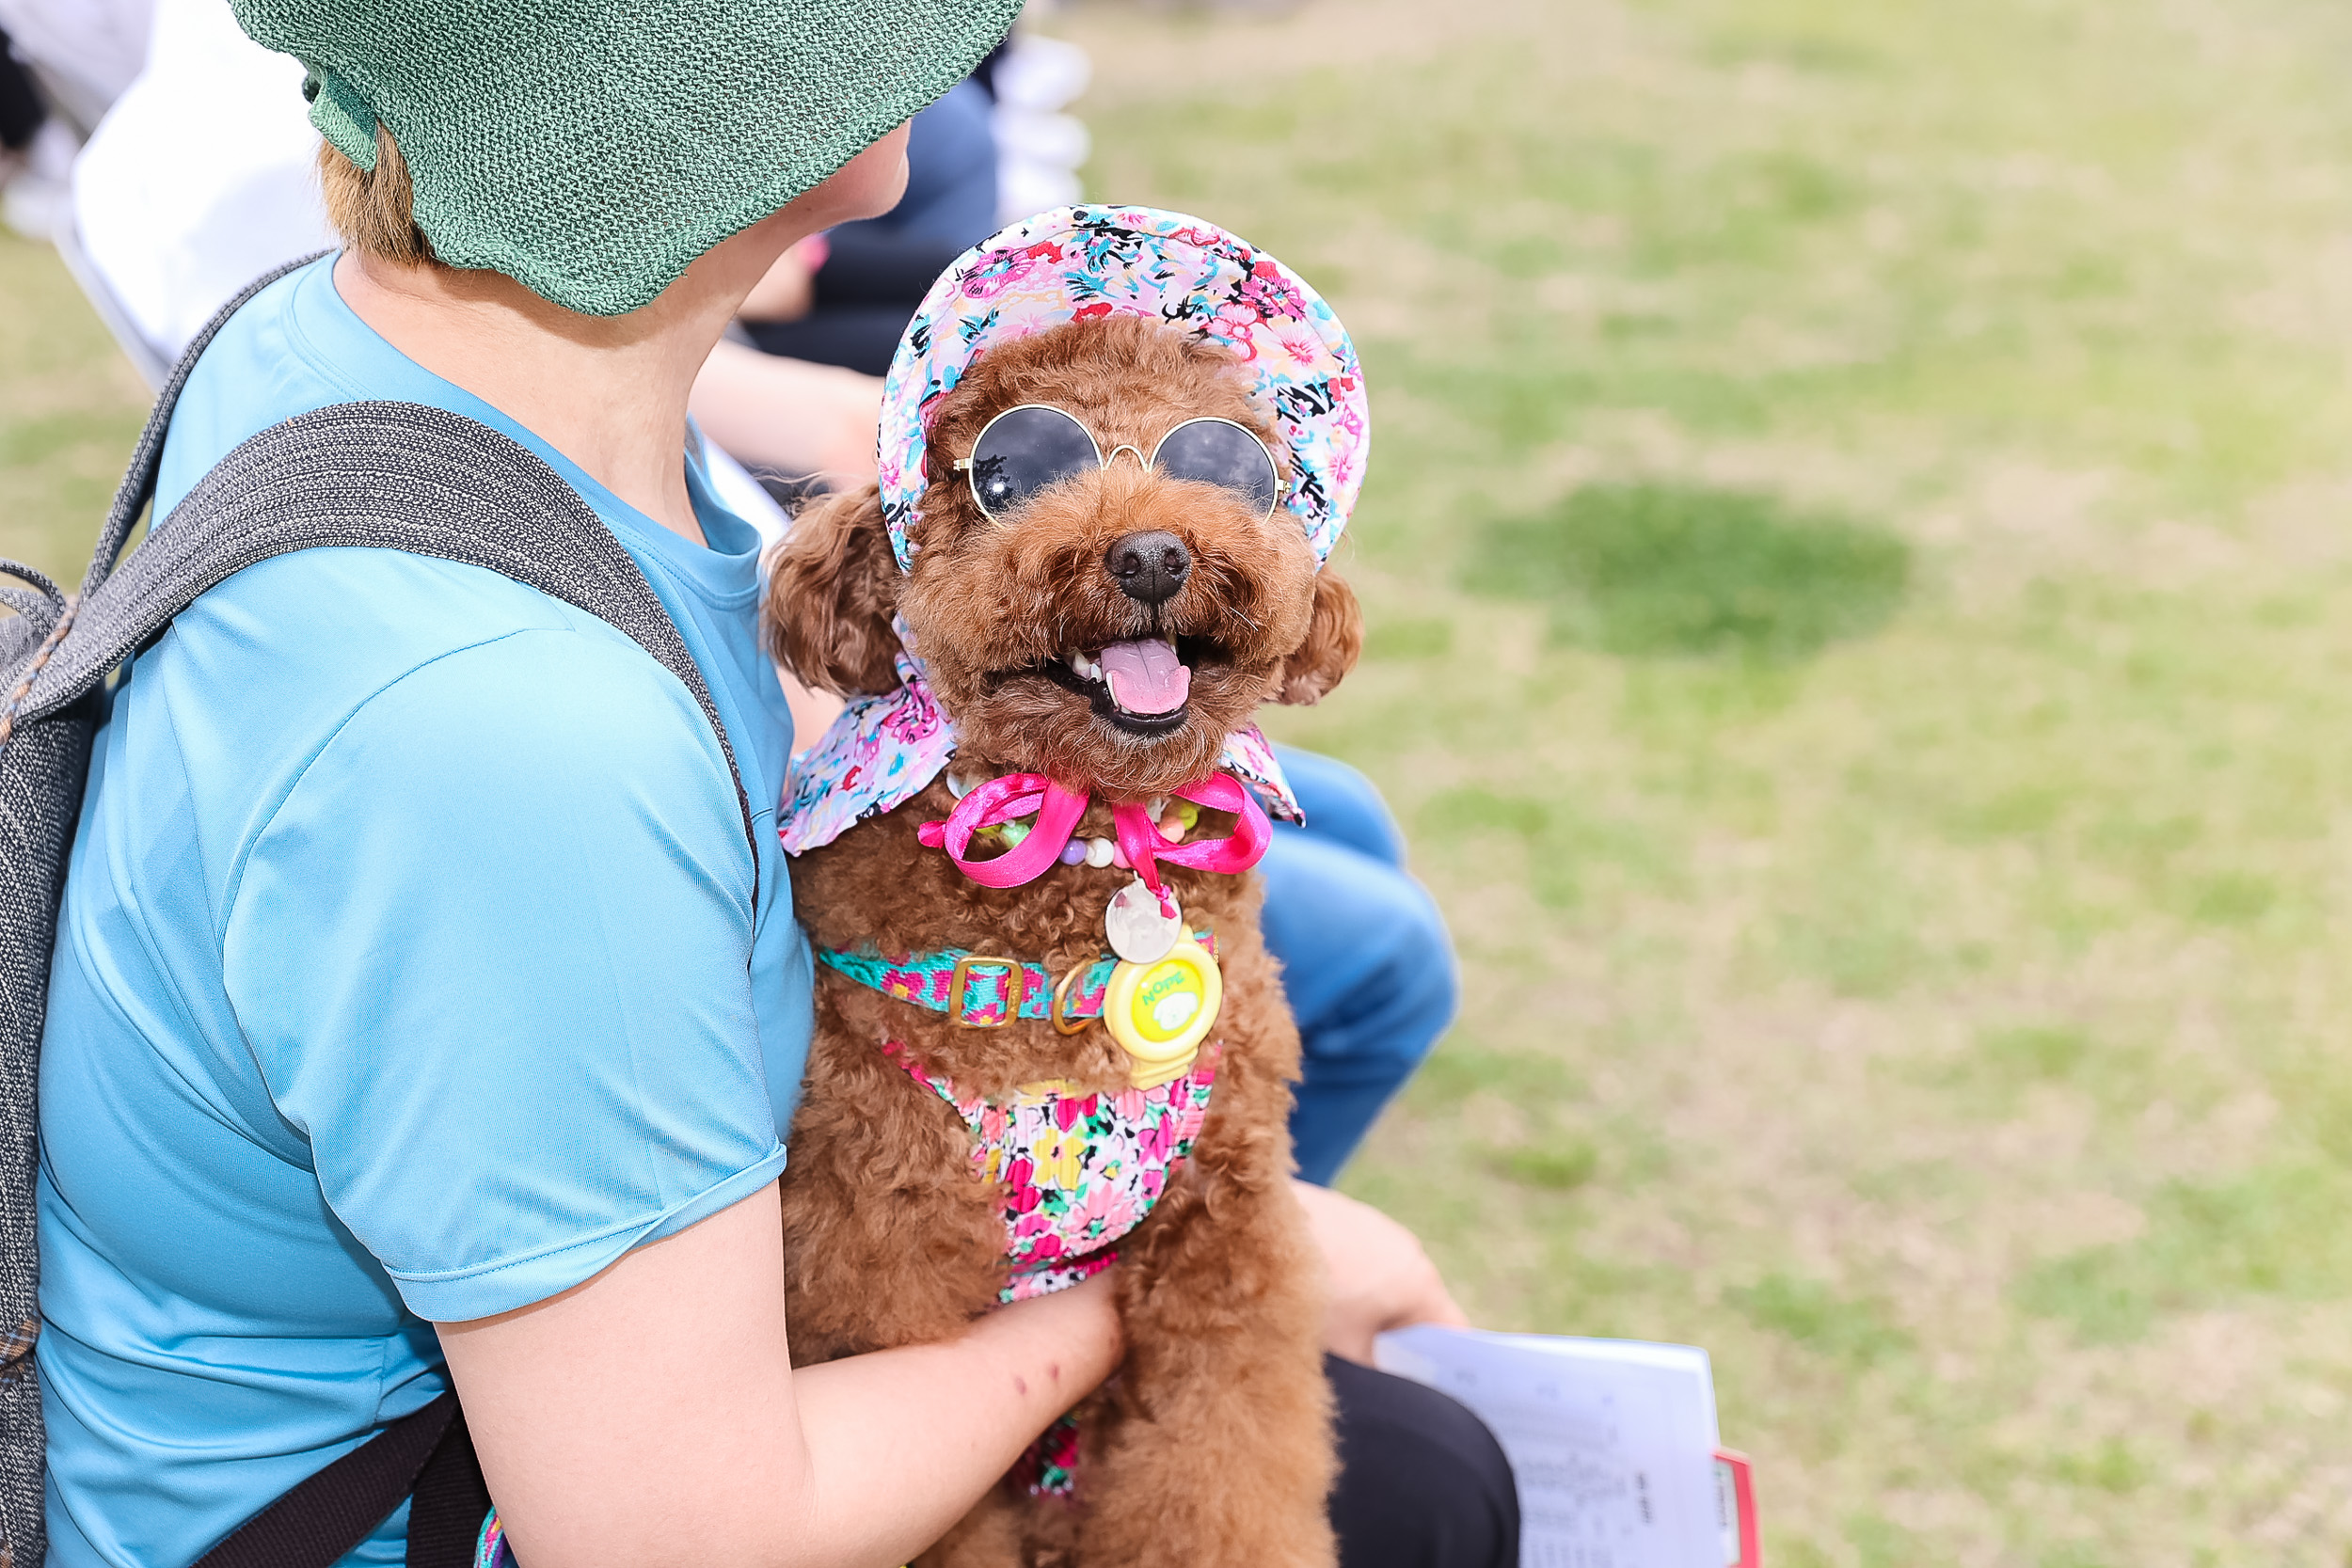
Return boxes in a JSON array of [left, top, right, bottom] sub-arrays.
[[1375, 1325, 1759, 1568]]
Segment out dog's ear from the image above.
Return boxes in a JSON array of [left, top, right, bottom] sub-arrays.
[[1276, 569, 1362, 705], [763, 483, 904, 698]]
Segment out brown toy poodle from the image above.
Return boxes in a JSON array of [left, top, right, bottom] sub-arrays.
[[761, 209, 1369, 1568]]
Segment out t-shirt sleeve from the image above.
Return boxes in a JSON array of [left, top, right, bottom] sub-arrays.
[[220, 626, 786, 1323]]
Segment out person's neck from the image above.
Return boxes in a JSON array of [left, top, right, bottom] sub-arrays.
[[333, 239, 782, 546]]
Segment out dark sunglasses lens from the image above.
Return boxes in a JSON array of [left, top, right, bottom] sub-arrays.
[[1153, 420, 1281, 516], [968, 406, 1099, 518]]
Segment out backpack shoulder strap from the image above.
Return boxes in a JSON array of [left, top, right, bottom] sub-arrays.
[[15, 399, 762, 865], [79, 252, 328, 602], [6, 277, 760, 867], [0, 268, 331, 1568], [184, 1390, 494, 1568], [0, 252, 322, 754]]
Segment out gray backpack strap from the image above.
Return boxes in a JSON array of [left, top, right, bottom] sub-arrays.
[[1, 256, 326, 1568], [0, 251, 322, 752], [1, 261, 760, 1568], [26, 248, 758, 863], [15, 398, 762, 860], [78, 252, 332, 601]]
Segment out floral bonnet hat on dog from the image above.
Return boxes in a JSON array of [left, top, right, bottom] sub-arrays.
[[781, 206, 1368, 857], [876, 203, 1371, 572]]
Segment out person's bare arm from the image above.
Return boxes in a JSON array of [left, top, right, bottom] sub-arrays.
[[1293, 1179, 1470, 1363], [779, 670, 847, 749], [738, 241, 822, 324], [440, 1182, 1120, 1568], [691, 337, 882, 488]]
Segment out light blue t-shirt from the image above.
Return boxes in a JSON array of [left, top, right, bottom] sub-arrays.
[[37, 256, 813, 1567]]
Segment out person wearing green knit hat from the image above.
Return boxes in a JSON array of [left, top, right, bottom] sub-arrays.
[[229, 0, 1013, 317], [29, 4, 1153, 1566]]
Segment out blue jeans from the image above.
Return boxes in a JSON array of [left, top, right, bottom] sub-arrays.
[[1259, 749, 1459, 1184]]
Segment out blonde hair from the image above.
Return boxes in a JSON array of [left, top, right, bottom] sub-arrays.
[[316, 124, 438, 267]]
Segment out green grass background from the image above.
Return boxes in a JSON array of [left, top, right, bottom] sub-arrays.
[[0, 238, 144, 578], [9, 0, 2352, 1560], [1065, 1, 2352, 1564]]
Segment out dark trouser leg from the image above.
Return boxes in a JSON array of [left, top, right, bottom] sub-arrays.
[[1327, 1354, 1519, 1568]]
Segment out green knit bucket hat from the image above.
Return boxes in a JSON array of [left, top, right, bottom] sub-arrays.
[[230, 0, 1025, 317]]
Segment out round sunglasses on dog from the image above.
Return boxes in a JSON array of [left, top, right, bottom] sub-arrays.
[[952, 404, 1283, 523]]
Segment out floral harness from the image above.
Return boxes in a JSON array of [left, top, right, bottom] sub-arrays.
[[867, 1023, 1223, 1501], [884, 1039, 1220, 1307], [806, 836, 1234, 1500]]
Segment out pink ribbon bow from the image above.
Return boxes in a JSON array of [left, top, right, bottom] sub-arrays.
[[917, 772, 1273, 903]]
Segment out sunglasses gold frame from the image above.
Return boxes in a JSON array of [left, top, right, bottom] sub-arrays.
[[951, 404, 1282, 525]]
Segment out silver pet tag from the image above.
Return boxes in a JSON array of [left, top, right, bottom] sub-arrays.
[[1104, 879, 1183, 964]]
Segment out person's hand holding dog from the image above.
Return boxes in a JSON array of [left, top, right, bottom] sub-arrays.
[[690, 338, 882, 488]]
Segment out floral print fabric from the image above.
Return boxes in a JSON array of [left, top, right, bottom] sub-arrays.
[[895, 1045, 1222, 1502], [882, 1040, 1220, 1305], [778, 655, 1303, 856], [473, 1509, 507, 1568], [876, 204, 1369, 572], [777, 650, 956, 855], [1014, 1414, 1084, 1501]]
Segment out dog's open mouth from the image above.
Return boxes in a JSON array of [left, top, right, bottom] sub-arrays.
[[1036, 635, 1202, 736]]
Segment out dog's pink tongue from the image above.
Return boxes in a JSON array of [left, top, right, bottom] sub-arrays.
[[1099, 637, 1192, 715]]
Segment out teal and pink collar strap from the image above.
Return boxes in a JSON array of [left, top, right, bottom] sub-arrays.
[[817, 933, 1217, 1031]]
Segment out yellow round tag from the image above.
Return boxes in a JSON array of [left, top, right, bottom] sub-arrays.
[[1104, 934, 1222, 1088]]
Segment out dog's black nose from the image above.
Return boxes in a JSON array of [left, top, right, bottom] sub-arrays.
[[1104, 531, 1191, 605]]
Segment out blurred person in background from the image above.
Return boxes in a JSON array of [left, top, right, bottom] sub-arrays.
[[0, 0, 139, 234], [733, 71, 1001, 377], [0, 0, 146, 134], [0, 29, 42, 184]]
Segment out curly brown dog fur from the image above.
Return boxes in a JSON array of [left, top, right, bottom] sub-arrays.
[[767, 313, 1361, 1568]]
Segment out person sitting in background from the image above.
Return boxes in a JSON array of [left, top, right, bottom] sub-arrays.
[[0, 27, 42, 183], [739, 71, 1001, 376], [691, 65, 1008, 489]]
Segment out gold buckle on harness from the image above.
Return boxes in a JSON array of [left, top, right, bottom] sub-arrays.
[[949, 954, 1025, 1028], [1050, 962, 1096, 1037]]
